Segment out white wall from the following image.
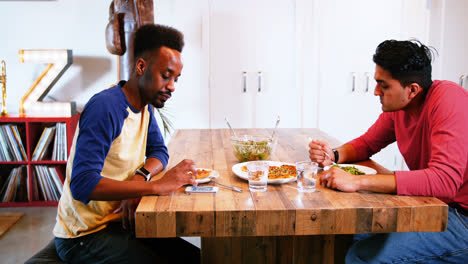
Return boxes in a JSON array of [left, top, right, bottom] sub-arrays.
[[0, 1, 116, 114], [1, 0, 464, 141], [0, 0, 208, 138]]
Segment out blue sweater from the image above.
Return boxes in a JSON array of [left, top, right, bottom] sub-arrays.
[[69, 81, 168, 204]]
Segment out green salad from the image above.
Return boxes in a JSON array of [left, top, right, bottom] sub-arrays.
[[331, 165, 365, 175], [232, 138, 274, 162]]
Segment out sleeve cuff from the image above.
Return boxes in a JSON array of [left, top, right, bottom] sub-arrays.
[[147, 154, 168, 170], [70, 171, 103, 205]]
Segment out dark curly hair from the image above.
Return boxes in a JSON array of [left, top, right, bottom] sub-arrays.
[[133, 24, 184, 62], [373, 39, 436, 93]]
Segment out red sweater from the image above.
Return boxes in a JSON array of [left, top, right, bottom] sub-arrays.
[[348, 80, 468, 211]]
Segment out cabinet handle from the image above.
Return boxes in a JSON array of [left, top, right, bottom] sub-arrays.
[[460, 75, 466, 87], [242, 71, 247, 93], [258, 71, 263, 93], [351, 72, 356, 92], [365, 72, 371, 93]]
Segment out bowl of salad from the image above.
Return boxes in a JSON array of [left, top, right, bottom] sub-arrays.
[[230, 135, 277, 162]]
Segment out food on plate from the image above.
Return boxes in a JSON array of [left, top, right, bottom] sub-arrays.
[[188, 169, 212, 179], [331, 165, 365, 175], [241, 164, 296, 179], [231, 136, 277, 162], [196, 169, 212, 179], [268, 165, 296, 179]]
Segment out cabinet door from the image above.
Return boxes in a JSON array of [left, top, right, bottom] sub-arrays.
[[209, 0, 299, 129], [315, 0, 428, 171], [316, 0, 405, 143], [430, 0, 468, 89], [153, 0, 211, 130], [209, 0, 255, 128]]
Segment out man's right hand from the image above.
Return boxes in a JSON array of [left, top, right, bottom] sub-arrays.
[[309, 139, 334, 167], [152, 159, 198, 195]]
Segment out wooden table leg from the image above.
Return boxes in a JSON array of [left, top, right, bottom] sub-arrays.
[[322, 235, 334, 264], [201, 235, 350, 264]]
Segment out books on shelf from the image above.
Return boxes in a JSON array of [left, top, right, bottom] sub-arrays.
[[32, 165, 63, 201], [0, 166, 28, 202], [0, 124, 27, 162], [31, 126, 56, 161], [0, 165, 63, 203], [0, 114, 78, 206], [0, 165, 64, 203], [0, 123, 69, 162], [52, 123, 68, 161], [31, 123, 68, 161]]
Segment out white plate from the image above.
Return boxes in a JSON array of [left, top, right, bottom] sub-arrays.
[[232, 161, 297, 185], [193, 168, 220, 184], [325, 164, 377, 175]]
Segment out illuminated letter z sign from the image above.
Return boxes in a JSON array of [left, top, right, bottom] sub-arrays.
[[19, 49, 75, 117]]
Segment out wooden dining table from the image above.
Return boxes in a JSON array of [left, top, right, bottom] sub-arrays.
[[135, 128, 448, 263]]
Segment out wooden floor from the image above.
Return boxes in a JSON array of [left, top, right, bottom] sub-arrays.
[[0, 206, 201, 264]]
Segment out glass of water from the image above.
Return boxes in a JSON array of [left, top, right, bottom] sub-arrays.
[[247, 161, 269, 192], [296, 161, 319, 192]]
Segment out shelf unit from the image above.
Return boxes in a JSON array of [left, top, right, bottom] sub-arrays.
[[0, 114, 79, 207]]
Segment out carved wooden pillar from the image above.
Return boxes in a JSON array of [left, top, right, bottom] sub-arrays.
[[105, 0, 154, 81]]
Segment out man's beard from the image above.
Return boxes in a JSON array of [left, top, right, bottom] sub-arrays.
[[153, 91, 171, 108]]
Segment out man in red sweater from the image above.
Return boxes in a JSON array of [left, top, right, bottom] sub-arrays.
[[309, 40, 468, 263]]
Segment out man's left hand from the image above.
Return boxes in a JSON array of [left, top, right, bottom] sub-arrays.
[[121, 197, 141, 230], [113, 174, 145, 230], [319, 166, 361, 192]]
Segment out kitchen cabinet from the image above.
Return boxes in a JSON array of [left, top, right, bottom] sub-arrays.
[[429, 0, 468, 90], [208, 0, 300, 129], [304, 0, 428, 170], [313, 0, 429, 143], [156, 0, 431, 170], [155, 0, 300, 130], [153, 0, 211, 130]]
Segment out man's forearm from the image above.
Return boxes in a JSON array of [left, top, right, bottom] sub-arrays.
[[358, 174, 397, 193], [144, 157, 164, 178], [332, 144, 397, 194], [89, 177, 157, 201], [334, 143, 359, 163], [89, 158, 165, 201]]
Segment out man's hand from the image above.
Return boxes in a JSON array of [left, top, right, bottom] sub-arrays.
[[121, 197, 141, 230], [152, 159, 198, 195], [113, 174, 145, 230], [309, 139, 334, 167], [319, 166, 361, 192]]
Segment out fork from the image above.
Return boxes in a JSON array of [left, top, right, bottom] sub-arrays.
[[211, 178, 242, 192], [308, 137, 337, 165], [271, 115, 281, 139], [322, 150, 337, 166]]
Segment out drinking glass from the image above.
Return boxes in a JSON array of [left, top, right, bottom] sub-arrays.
[[295, 161, 319, 192], [247, 161, 269, 192]]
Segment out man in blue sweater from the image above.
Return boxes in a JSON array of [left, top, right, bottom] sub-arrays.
[[53, 24, 200, 263]]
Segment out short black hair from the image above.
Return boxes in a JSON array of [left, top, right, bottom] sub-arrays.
[[133, 24, 184, 60], [373, 39, 435, 92]]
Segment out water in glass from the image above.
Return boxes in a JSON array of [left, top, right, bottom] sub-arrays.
[[296, 161, 318, 192], [247, 161, 269, 192]]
